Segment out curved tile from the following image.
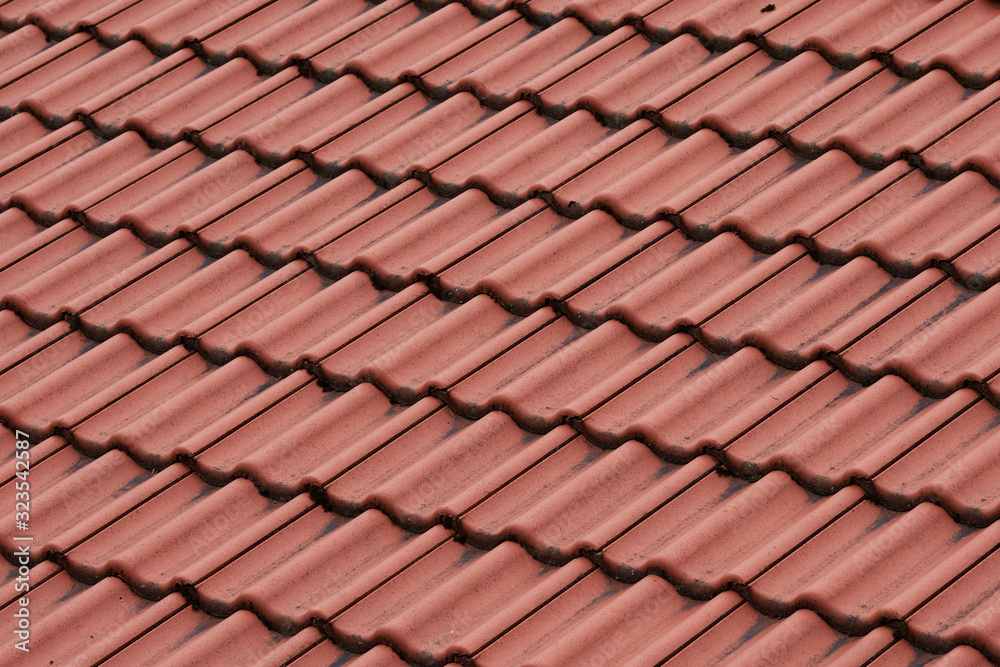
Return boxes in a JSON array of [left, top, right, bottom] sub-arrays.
[[311, 184, 509, 289], [0, 209, 70, 273], [0, 24, 51, 69], [890, 0, 1000, 85], [786, 68, 972, 168], [579, 339, 803, 456], [190, 165, 386, 265], [749, 500, 993, 633], [330, 540, 591, 665], [323, 408, 550, 531], [64, 477, 309, 597], [0, 111, 49, 156], [309, 88, 496, 185], [565, 233, 802, 336], [74, 244, 280, 351], [290, 642, 410, 667], [197, 508, 450, 633], [0, 331, 163, 441], [193, 379, 422, 498], [680, 148, 892, 252], [477, 572, 740, 667], [725, 374, 967, 495], [0, 446, 156, 562], [874, 396, 1000, 525], [762, 0, 966, 69], [461, 438, 713, 562], [602, 471, 860, 596], [87, 0, 270, 55], [908, 543, 1000, 661], [535, 32, 721, 127], [0, 126, 158, 224], [2, 0, 120, 38], [812, 169, 1000, 275], [553, 126, 771, 226], [1, 227, 156, 328], [88, 49, 267, 146], [0, 308, 51, 365], [0, 35, 155, 124], [869, 642, 993, 667], [1, 4, 999, 664], [639, 0, 813, 48], [699, 255, 937, 363], [197, 71, 379, 165], [69, 353, 279, 465], [437, 206, 646, 315], [0, 571, 185, 665], [951, 227, 1000, 290], [661, 51, 877, 147], [449, 316, 661, 431], [195, 272, 417, 374], [665, 606, 896, 666], [14, 39, 161, 127], [305, 2, 485, 89], [428, 105, 614, 205], [420, 14, 598, 107], [840, 277, 1000, 394], [318, 293, 528, 404], [199, 0, 399, 71], [102, 608, 290, 667], [80, 144, 271, 242], [920, 81, 1000, 184]]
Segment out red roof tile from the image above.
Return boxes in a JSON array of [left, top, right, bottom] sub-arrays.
[[3, 1, 1000, 664]]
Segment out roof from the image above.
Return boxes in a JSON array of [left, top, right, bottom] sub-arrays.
[[1, 0, 1000, 664]]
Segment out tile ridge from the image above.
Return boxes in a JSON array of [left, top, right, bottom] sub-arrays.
[[11, 48, 986, 186], [11, 129, 992, 262], [3, 0, 994, 91], [1, 306, 997, 530], [3, 220, 1000, 415], [2, 491, 996, 664], [3, 243, 999, 404], [410, 0, 996, 92], [5, 123, 996, 295]]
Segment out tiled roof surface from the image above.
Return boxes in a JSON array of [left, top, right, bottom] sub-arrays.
[[2, 0, 1000, 664]]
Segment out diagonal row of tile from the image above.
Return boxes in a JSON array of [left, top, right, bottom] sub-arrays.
[[3, 554, 992, 665], [3, 3, 1000, 187], [2, 142, 1000, 456], [2, 0, 999, 88], [5, 108, 1000, 283], [4, 9, 1000, 299], [7, 140, 1000, 403]]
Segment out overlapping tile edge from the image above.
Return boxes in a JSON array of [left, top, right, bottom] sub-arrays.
[[2, 0, 999, 87], [5, 220, 1000, 511], [6, 167, 1000, 412], [1, 1, 1000, 667], [2, 3, 1000, 294], [0, 319, 991, 519], [2, 7, 1000, 185], [3, 415, 1000, 664], [3, 547, 990, 665]]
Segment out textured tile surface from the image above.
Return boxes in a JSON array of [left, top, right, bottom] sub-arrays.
[[1, 1, 1000, 664]]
